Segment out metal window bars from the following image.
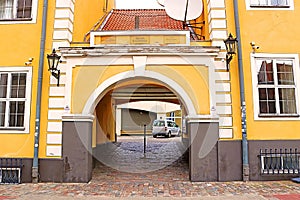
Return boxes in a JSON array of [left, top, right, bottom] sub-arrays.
[[259, 148, 300, 175], [0, 158, 22, 184]]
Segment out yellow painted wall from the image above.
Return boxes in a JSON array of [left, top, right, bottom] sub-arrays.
[[0, 0, 57, 158], [72, 65, 210, 117], [233, 1, 300, 140], [72, 65, 133, 113], [95, 92, 116, 143], [72, 0, 115, 42]]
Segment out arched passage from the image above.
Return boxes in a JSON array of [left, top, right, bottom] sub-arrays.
[[62, 56, 219, 182]]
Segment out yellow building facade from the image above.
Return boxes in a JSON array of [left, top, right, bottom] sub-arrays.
[[0, 0, 299, 183]]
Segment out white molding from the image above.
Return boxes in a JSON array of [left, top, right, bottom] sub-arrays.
[[209, 0, 225, 8], [215, 82, 231, 92], [62, 114, 95, 122], [47, 122, 62, 132], [219, 128, 233, 138], [133, 56, 147, 75], [215, 71, 230, 81], [50, 74, 66, 85], [219, 117, 233, 126], [48, 110, 65, 120], [49, 98, 65, 108], [216, 93, 232, 103], [53, 30, 72, 42], [216, 105, 232, 115], [210, 20, 227, 29], [250, 53, 300, 121], [55, 9, 74, 19], [90, 30, 191, 47], [47, 134, 62, 145], [46, 146, 62, 157], [49, 86, 65, 97]]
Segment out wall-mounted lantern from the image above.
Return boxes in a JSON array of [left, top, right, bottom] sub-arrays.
[[47, 49, 61, 86], [224, 33, 238, 71]]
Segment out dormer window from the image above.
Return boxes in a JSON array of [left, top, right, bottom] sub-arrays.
[[0, 0, 32, 21]]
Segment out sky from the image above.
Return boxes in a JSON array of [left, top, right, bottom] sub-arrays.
[[115, 0, 164, 9]]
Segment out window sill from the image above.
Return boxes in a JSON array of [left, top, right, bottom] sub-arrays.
[[258, 114, 299, 118], [250, 5, 290, 8], [0, 18, 32, 22], [0, 127, 26, 132]]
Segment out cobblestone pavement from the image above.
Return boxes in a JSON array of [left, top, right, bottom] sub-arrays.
[[0, 135, 300, 200]]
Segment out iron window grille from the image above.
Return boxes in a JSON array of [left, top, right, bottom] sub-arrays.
[[0, 158, 22, 184], [0, 0, 32, 21], [259, 148, 300, 175]]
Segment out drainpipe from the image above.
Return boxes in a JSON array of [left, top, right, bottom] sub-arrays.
[[233, 0, 249, 181], [32, 0, 49, 183]]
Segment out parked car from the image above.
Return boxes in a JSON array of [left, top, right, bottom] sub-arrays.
[[152, 119, 181, 138]]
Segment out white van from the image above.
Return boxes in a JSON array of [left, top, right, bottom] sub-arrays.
[[151, 119, 180, 138]]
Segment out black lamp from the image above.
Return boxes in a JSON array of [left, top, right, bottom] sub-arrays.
[[47, 49, 61, 86], [224, 33, 238, 71]]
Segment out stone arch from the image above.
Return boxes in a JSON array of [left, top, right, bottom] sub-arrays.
[[82, 70, 198, 117]]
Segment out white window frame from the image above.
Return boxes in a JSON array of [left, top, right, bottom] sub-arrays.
[[0, 0, 38, 24], [245, 0, 294, 10], [0, 67, 32, 133], [251, 53, 300, 121]]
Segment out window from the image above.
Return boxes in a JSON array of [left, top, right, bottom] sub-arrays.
[[0, 0, 35, 22], [0, 68, 31, 133], [251, 54, 300, 120], [246, 0, 294, 10]]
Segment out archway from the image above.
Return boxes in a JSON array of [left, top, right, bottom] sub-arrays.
[[62, 64, 219, 182]]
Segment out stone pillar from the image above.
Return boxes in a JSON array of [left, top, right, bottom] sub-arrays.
[[115, 108, 122, 136], [62, 114, 94, 183], [188, 117, 219, 181]]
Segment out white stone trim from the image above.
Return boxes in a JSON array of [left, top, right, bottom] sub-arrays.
[[133, 56, 147, 75], [209, 0, 225, 8], [219, 128, 233, 138], [210, 20, 227, 29], [62, 114, 95, 122], [215, 71, 230, 81], [90, 30, 191, 47], [55, 9, 74, 19], [219, 117, 233, 127], [54, 19, 74, 31], [49, 98, 65, 108], [50, 74, 67, 85], [215, 82, 231, 92], [48, 110, 65, 120], [216, 105, 232, 115], [53, 30, 72, 42], [46, 146, 62, 157], [216, 93, 232, 103], [47, 122, 62, 132], [49, 87, 65, 97], [47, 134, 62, 145]]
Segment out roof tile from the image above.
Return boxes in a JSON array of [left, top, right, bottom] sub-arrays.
[[100, 9, 187, 31]]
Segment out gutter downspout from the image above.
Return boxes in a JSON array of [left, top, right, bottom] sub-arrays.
[[32, 0, 49, 183], [233, 0, 249, 181]]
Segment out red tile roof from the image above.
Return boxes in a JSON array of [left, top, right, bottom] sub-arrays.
[[99, 9, 187, 31]]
